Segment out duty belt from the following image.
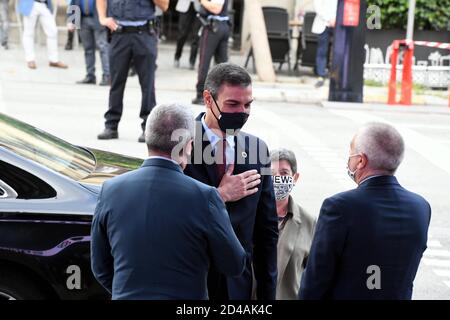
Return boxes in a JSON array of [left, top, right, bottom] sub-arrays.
[[116, 20, 157, 33]]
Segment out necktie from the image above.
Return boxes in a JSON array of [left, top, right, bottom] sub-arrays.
[[216, 138, 227, 181]]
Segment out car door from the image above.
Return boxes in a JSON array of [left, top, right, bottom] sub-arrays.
[[0, 159, 108, 300]]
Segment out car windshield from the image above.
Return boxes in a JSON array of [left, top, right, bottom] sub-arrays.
[[0, 113, 96, 181]]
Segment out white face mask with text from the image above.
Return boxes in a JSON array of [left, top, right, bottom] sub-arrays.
[[272, 175, 295, 201]]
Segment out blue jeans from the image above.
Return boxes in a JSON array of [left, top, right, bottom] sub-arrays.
[[315, 27, 333, 77], [80, 17, 110, 79]]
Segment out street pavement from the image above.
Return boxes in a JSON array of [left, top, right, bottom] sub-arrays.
[[0, 42, 449, 300]]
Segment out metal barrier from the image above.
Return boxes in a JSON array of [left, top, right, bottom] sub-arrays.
[[388, 39, 450, 107]]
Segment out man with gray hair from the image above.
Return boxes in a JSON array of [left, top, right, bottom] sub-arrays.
[[91, 103, 246, 299], [299, 122, 431, 300]]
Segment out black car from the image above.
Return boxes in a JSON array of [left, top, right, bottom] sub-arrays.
[[0, 113, 143, 300]]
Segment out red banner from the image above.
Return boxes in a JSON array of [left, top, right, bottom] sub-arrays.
[[343, 0, 360, 27]]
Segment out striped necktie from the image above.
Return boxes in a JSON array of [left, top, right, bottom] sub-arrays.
[[215, 138, 227, 181]]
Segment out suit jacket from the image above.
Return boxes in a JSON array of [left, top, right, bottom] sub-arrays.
[[19, 0, 53, 16], [299, 175, 431, 300], [312, 0, 337, 34], [184, 113, 278, 300], [91, 158, 246, 300], [276, 196, 316, 300]]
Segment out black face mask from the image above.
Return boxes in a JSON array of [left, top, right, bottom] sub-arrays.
[[211, 95, 249, 133]]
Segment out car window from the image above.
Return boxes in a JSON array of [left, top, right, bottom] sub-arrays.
[[0, 161, 56, 199], [0, 114, 96, 181]]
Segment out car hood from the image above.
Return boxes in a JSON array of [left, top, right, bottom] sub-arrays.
[[78, 148, 143, 189]]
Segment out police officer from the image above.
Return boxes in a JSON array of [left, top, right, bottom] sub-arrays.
[[96, 0, 169, 142], [191, 0, 230, 105], [174, 0, 202, 70]]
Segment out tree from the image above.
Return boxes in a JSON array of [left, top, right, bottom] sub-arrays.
[[366, 0, 450, 30]]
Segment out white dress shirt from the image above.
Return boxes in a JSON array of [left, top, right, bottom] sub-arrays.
[[201, 115, 235, 169]]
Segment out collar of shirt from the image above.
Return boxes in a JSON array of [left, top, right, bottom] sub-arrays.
[[359, 174, 385, 186], [147, 156, 180, 167], [278, 211, 293, 231], [201, 115, 235, 164]]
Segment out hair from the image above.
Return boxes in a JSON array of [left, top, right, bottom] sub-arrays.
[[354, 122, 405, 174], [270, 148, 298, 174], [204, 63, 252, 99], [145, 103, 194, 154]]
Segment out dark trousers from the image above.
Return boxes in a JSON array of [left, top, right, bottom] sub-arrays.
[[315, 27, 333, 77], [195, 21, 229, 96], [79, 17, 110, 79], [175, 4, 201, 65], [105, 31, 157, 131]]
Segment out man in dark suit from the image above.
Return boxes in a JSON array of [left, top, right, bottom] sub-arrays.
[[91, 103, 246, 300], [184, 63, 278, 300], [68, 0, 110, 85], [299, 122, 431, 300]]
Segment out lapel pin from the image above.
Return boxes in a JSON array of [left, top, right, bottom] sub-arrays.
[[242, 151, 247, 159]]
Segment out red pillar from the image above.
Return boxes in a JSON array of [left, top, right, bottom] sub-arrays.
[[388, 41, 399, 105], [400, 41, 414, 105]]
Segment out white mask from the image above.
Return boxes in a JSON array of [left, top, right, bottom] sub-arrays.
[[347, 154, 361, 183], [272, 175, 295, 201]]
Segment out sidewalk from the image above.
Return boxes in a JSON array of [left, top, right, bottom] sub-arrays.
[[0, 41, 448, 109], [322, 101, 450, 115]]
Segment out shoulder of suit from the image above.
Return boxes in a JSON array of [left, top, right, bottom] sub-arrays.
[[327, 187, 359, 202], [399, 186, 431, 209], [101, 169, 139, 188], [181, 172, 219, 194], [320, 188, 362, 213]]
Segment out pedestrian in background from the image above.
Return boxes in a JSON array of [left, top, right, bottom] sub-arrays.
[[311, 0, 337, 88], [192, 0, 230, 105], [299, 122, 431, 300], [68, 0, 110, 86], [96, 0, 169, 143], [18, 0, 68, 69], [174, 0, 201, 70]]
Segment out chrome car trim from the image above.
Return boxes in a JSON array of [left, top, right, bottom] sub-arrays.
[[0, 179, 18, 199], [0, 291, 17, 300]]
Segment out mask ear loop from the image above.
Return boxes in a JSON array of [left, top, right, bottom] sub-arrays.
[[210, 93, 222, 121]]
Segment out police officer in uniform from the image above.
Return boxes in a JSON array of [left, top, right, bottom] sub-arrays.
[[191, 0, 230, 105], [96, 0, 169, 142]]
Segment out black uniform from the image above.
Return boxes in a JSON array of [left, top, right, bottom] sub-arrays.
[[103, 0, 157, 133], [195, 0, 230, 99], [174, 2, 201, 67]]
